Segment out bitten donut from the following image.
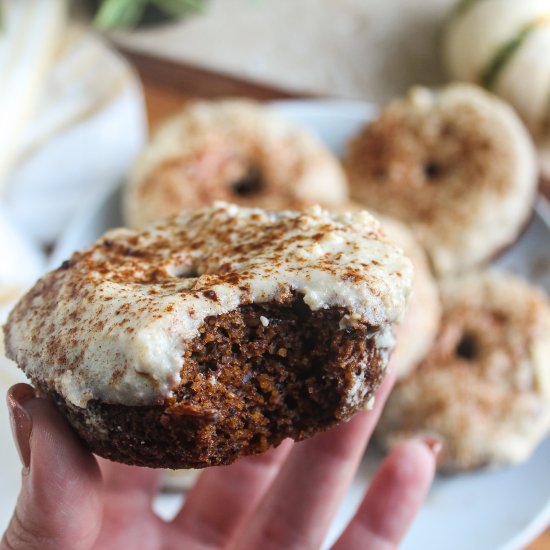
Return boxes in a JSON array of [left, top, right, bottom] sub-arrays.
[[376, 271, 550, 471], [5, 203, 412, 469], [344, 84, 538, 276], [124, 100, 349, 228]]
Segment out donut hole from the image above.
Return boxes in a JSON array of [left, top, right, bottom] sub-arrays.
[[169, 264, 200, 279], [456, 332, 478, 361], [230, 166, 264, 197], [423, 161, 442, 180]]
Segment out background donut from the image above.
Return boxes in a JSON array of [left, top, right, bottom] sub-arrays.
[[124, 99, 349, 228], [379, 215, 441, 380], [344, 83, 538, 276], [336, 203, 442, 379], [376, 271, 550, 471]]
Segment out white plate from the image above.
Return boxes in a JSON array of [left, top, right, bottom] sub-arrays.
[[6, 100, 550, 549]]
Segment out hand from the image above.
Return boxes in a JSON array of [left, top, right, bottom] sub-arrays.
[[2, 372, 438, 550]]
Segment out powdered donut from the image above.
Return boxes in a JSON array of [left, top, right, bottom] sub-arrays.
[[344, 84, 538, 276], [124, 100, 349, 228], [5, 203, 412, 469], [376, 271, 550, 471]]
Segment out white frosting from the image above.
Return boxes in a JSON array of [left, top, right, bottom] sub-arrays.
[[5, 203, 412, 407]]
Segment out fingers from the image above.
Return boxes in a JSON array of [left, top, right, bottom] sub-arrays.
[[2, 384, 103, 550], [170, 440, 293, 547], [332, 437, 439, 550], [234, 371, 396, 550], [98, 458, 162, 497]]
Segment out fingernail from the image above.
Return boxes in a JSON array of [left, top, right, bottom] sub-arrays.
[[418, 435, 442, 456], [7, 384, 35, 471]]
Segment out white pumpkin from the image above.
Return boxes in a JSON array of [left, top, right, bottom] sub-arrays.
[[0, 0, 68, 189], [493, 25, 550, 135], [444, 0, 550, 82], [444, 0, 550, 178]]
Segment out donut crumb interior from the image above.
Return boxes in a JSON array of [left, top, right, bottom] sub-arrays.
[[49, 294, 383, 468]]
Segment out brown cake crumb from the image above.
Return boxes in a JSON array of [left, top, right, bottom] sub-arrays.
[[42, 294, 384, 468]]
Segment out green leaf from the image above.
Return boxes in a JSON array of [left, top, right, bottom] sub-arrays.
[[150, 0, 206, 17], [481, 22, 535, 89], [93, 0, 149, 30], [452, 0, 487, 18]]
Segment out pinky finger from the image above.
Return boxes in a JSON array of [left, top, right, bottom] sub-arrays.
[[332, 437, 439, 550]]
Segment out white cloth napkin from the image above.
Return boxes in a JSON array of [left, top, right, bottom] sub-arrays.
[[0, 4, 147, 389], [3, 24, 146, 245]]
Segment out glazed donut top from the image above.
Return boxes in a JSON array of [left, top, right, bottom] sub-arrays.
[[124, 99, 348, 227], [5, 203, 412, 408]]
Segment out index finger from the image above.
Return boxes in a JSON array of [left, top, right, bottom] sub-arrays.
[[98, 457, 162, 497]]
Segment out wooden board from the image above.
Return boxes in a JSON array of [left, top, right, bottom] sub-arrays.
[[121, 48, 550, 550], [120, 49, 309, 130]]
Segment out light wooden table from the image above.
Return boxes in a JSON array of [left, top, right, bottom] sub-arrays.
[[124, 49, 550, 550]]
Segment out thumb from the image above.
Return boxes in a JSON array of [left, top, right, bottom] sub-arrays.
[[2, 384, 103, 550]]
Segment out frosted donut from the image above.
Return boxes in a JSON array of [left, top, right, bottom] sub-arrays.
[[124, 100, 349, 228], [4, 203, 412, 468], [376, 271, 550, 471], [344, 84, 538, 276]]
